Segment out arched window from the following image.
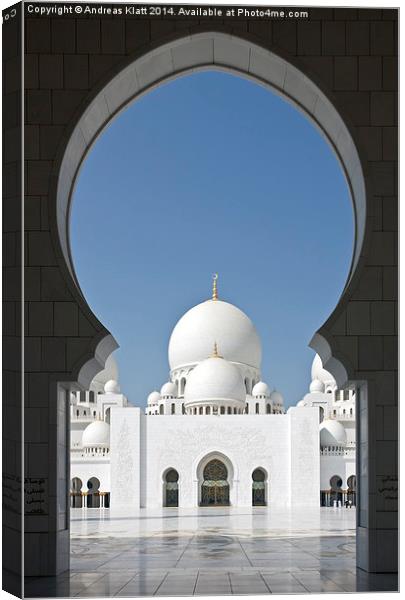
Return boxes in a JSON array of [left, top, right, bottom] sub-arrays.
[[180, 377, 186, 395], [227, 406, 231, 414], [220, 406, 225, 415], [159, 404, 164, 415], [206, 406, 211, 415], [164, 469, 179, 507], [199, 406, 203, 415], [255, 403, 259, 414], [76, 409, 79, 417], [105, 407, 111, 424], [246, 403, 249, 414], [252, 468, 267, 506], [233, 407, 237, 414], [171, 403, 175, 414], [182, 404, 185, 414], [266, 403, 271, 414]]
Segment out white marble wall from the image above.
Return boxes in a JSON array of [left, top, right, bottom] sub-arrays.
[[143, 415, 293, 508], [108, 410, 320, 509], [289, 407, 320, 507], [110, 407, 141, 509]]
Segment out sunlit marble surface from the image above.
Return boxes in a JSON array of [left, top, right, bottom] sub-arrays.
[[23, 507, 398, 597]]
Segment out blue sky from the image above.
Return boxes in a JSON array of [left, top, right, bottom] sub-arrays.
[[71, 70, 353, 408]]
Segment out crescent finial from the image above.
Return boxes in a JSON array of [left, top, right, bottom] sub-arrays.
[[212, 273, 218, 300]]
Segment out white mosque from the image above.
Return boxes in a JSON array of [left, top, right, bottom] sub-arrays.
[[70, 277, 356, 510]]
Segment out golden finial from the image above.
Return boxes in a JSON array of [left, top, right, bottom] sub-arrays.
[[212, 273, 218, 300], [211, 342, 222, 358]]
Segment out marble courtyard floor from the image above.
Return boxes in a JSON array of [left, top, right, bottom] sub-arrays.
[[24, 507, 398, 597]]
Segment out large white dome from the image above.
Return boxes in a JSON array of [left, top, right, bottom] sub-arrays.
[[184, 356, 246, 406], [82, 420, 110, 447], [168, 300, 261, 371], [311, 354, 336, 386], [319, 419, 347, 447]]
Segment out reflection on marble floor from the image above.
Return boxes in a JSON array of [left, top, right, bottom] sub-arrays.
[[24, 508, 398, 596]]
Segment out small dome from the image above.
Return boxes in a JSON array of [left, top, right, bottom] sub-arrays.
[[160, 382, 177, 397], [310, 378, 325, 393], [270, 390, 284, 405], [147, 391, 161, 405], [104, 379, 120, 394], [82, 420, 110, 447], [184, 356, 245, 406], [311, 355, 336, 386], [252, 381, 270, 397], [320, 419, 347, 447]]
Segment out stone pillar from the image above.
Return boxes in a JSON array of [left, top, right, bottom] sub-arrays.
[[356, 378, 397, 572]]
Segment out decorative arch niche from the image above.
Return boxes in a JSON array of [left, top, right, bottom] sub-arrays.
[[52, 31, 367, 390]]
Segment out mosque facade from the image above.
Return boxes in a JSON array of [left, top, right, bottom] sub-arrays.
[[70, 278, 356, 510]]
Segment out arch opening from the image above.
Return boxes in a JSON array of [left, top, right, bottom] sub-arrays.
[[252, 468, 268, 506], [70, 477, 83, 509], [86, 477, 101, 508], [163, 468, 179, 507], [200, 459, 230, 506], [56, 31, 367, 392]]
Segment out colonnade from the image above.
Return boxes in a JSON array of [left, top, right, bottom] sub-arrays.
[[70, 491, 110, 508]]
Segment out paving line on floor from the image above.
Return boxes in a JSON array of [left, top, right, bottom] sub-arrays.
[[192, 571, 200, 595], [289, 570, 311, 593], [290, 570, 346, 593], [174, 533, 198, 568], [257, 571, 272, 594], [227, 572, 233, 594], [152, 572, 170, 596], [235, 536, 254, 568]]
